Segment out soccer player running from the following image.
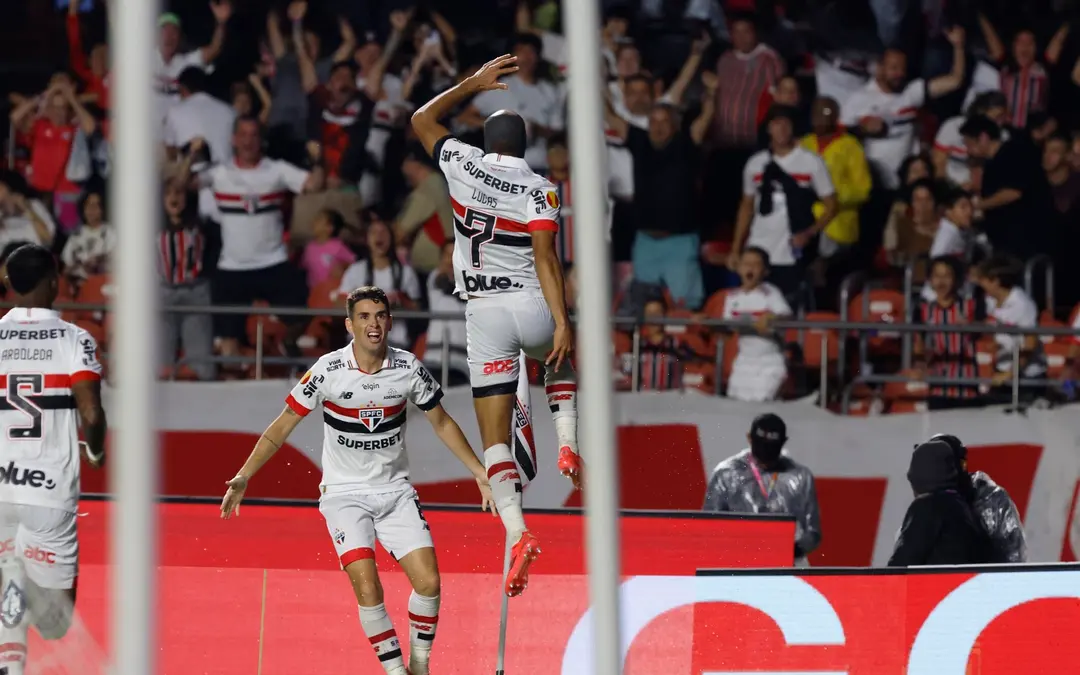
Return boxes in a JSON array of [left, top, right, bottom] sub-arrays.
[[410, 54, 583, 597], [220, 287, 494, 675], [0, 244, 107, 675]]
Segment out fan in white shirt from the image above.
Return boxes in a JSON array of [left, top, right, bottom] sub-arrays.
[[932, 91, 1009, 187], [162, 67, 236, 163], [976, 257, 1045, 381], [337, 218, 421, 350], [722, 248, 793, 402], [840, 30, 967, 190], [921, 190, 975, 302], [155, 4, 232, 126], [61, 191, 115, 281]]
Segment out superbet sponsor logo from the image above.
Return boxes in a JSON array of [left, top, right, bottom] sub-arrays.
[[561, 570, 1080, 675], [483, 359, 515, 375]]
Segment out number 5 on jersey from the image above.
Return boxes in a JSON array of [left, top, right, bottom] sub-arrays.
[[463, 209, 497, 270]]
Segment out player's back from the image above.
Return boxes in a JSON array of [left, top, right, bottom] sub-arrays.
[[0, 308, 100, 512], [433, 136, 561, 299]]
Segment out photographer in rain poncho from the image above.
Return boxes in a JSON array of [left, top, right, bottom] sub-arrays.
[[703, 413, 821, 566], [929, 433, 1028, 563]]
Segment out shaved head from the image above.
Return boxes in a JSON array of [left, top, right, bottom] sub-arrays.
[[484, 110, 527, 157]]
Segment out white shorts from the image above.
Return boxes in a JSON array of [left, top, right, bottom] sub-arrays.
[[465, 293, 554, 396], [319, 486, 433, 567], [727, 352, 787, 403], [0, 505, 78, 590]]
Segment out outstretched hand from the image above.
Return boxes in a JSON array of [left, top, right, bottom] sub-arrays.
[[220, 475, 248, 519], [465, 54, 519, 93]]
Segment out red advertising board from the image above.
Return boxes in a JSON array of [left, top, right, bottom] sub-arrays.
[[55, 501, 794, 674], [690, 567, 1080, 675]]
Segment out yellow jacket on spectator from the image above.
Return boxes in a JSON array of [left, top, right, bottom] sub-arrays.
[[800, 132, 872, 245]]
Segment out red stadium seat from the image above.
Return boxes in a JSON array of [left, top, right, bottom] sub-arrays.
[[682, 362, 716, 393], [245, 302, 287, 357], [664, 309, 713, 358], [975, 336, 997, 384], [1039, 310, 1065, 345], [882, 375, 929, 402], [846, 288, 906, 357], [1046, 341, 1072, 379], [786, 311, 840, 368], [702, 289, 730, 319]]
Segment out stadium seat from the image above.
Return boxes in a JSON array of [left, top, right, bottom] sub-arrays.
[[702, 289, 730, 318], [308, 279, 340, 310], [882, 375, 928, 402], [785, 311, 840, 368], [682, 362, 716, 393], [1046, 341, 1071, 379], [1039, 310, 1065, 345], [76, 274, 112, 324], [245, 302, 287, 357], [975, 336, 997, 385], [846, 288, 907, 358], [57, 275, 77, 302], [664, 309, 713, 358]]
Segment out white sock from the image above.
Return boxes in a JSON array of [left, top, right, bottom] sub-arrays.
[[0, 558, 30, 675], [407, 591, 440, 673], [358, 603, 405, 673], [545, 369, 578, 452], [484, 443, 527, 540]]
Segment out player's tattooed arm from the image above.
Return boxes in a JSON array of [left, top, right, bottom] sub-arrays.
[[72, 379, 107, 468]]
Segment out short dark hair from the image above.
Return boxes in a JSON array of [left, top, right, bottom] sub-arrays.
[[484, 110, 527, 157], [330, 60, 359, 77], [177, 66, 207, 94], [345, 286, 391, 317], [1047, 131, 1071, 146], [623, 73, 652, 89], [940, 186, 971, 211], [4, 244, 57, 294], [548, 131, 568, 150], [727, 10, 757, 29], [511, 32, 543, 55], [78, 186, 106, 224], [976, 255, 1023, 289], [319, 208, 346, 237], [969, 91, 1007, 116], [960, 115, 1001, 141], [233, 115, 262, 135], [742, 245, 771, 269], [906, 177, 939, 203], [928, 255, 964, 291]]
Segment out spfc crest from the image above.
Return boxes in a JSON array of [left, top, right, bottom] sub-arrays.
[[359, 408, 384, 431], [333, 528, 346, 546], [1, 579, 26, 629]]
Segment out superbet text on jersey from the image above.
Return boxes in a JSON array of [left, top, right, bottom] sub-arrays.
[[0, 308, 102, 513], [433, 136, 560, 298], [285, 345, 443, 496]]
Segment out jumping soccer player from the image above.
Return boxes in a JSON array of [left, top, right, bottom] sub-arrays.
[[220, 286, 495, 675], [410, 54, 583, 597], [0, 244, 107, 675]]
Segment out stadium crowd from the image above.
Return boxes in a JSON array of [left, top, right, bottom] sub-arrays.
[[3, 0, 1080, 412]]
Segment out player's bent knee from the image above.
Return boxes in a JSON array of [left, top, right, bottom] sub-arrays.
[[344, 559, 384, 606], [413, 569, 440, 598]]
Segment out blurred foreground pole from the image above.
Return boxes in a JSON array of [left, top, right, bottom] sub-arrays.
[[110, 0, 159, 673], [562, 1, 622, 673]]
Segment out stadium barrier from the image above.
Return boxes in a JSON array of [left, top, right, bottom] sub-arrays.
[[2, 298, 1070, 408]]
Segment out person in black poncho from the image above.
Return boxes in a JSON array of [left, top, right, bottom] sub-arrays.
[[889, 440, 993, 567]]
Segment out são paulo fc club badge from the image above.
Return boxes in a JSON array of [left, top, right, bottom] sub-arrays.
[[359, 408, 384, 431], [1, 580, 26, 629], [333, 528, 346, 546]]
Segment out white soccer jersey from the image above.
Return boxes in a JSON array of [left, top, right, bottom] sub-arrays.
[[934, 116, 969, 186], [743, 147, 835, 266], [154, 49, 208, 126], [200, 158, 309, 270], [722, 283, 792, 358], [434, 136, 560, 298], [986, 287, 1044, 376], [0, 308, 102, 513], [841, 79, 926, 190], [285, 345, 443, 497]]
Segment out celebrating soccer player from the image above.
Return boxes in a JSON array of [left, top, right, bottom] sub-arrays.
[[410, 54, 583, 598], [220, 286, 494, 675]]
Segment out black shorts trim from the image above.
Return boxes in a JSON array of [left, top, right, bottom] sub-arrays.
[[472, 381, 517, 398], [322, 411, 406, 434]]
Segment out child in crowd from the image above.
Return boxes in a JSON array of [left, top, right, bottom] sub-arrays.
[[913, 256, 982, 406], [723, 247, 792, 402], [300, 208, 355, 289], [62, 188, 116, 284]]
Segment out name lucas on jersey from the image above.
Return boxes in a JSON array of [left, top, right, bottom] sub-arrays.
[[463, 161, 528, 194], [337, 430, 401, 451], [472, 189, 498, 208]]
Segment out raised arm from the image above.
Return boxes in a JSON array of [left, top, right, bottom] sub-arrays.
[[200, 0, 233, 65], [220, 406, 304, 518], [249, 73, 273, 126], [266, 8, 287, 60], [331, 16, 357, 64], [412, 54, 519, 155], [363, 11, 409, 102], [1046, 22, 1071, 66], [290, 2, 319, 95], [664, 36, 708, 106], [9, 86, 46, 133], [977, 13, 1005, 63], [927, 27, 967, 98], [689, 71, 718, 145], [603, 88, 629, 142]]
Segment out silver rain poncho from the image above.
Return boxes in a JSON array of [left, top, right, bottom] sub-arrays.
[[703, 449, 822, 560], [970, 470, 1027, 563]]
